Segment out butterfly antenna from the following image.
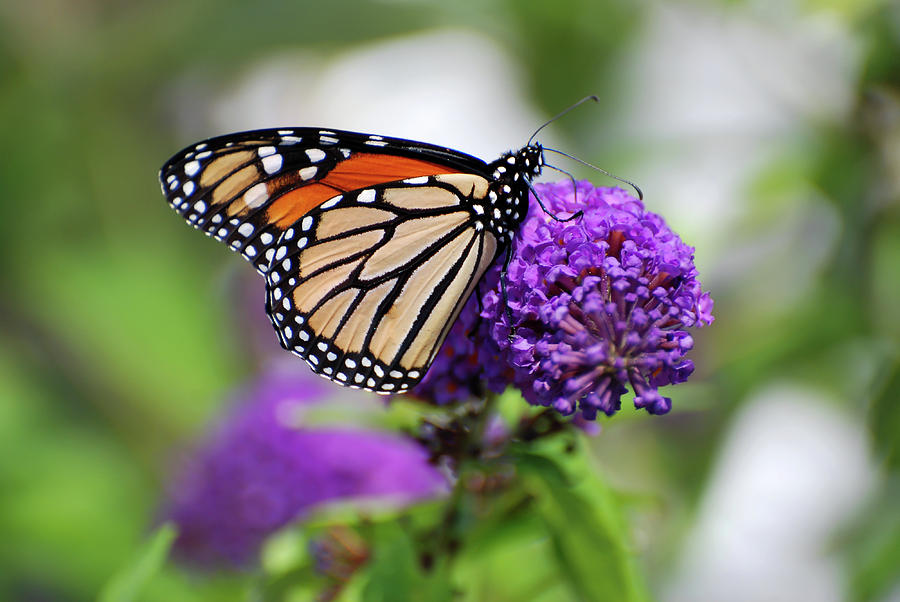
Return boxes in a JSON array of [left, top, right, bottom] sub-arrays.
[[527, 95, 600, 146], [526, 179, 583, 223], [543, 147, 643, 200]]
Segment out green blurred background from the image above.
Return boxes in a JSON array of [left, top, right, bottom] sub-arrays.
[[1, 0, 899, 600]]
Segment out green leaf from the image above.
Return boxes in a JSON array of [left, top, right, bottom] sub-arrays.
[[261, 527, 310, 577], [869, 353, 900, 469], [455, 506, 571, 602], [98, 524, 177, 602], [514, 439, 651, 602], [840, 478, 900, 602], [361, 522, 455, 602]]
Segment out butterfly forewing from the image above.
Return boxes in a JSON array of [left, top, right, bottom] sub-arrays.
[[159, 128, 486, 272]]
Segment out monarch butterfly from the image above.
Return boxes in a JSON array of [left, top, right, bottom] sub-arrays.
[[158, 102, 608, 395]]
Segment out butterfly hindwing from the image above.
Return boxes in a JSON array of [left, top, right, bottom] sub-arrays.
[[264, 174, 499, 393]]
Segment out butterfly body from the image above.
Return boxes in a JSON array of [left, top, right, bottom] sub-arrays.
[[160, 127, 543, 393]]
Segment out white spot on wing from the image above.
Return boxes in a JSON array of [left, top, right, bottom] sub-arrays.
[[258, 146, 277, 157], [262, 153, 283, 174], [243, 182, 268, 209], [238, 223, 254, 237], [320, 195, 342, 209], [306, 149, 326, 162], [184, 160, 200, 177], [299, 166, 317, 180], [358, 189, 376, 203]]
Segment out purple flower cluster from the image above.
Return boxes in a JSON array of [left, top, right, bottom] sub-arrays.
[[162, 369, 447, 568], [413, 181, 713, 420]]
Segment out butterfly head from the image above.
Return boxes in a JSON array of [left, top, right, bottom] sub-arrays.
[[489, 144, 543, 183], [517, 143, 544, 180]]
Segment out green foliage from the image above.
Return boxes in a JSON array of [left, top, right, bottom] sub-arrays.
[[869, 354, 900, 468], [360, 522, 455, 602], [840, 478, 900, 602], [514, 440, 650, 602], [99, 525, 177, 602]]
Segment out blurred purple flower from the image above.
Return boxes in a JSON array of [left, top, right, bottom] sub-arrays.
[[482, 181, 714, 420], [162, 369, 448, 568]]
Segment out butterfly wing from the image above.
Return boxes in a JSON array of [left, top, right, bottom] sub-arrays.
[[158, 127, 487, 273], [160, 128, 499, 393], [265, 173, 499, 394]]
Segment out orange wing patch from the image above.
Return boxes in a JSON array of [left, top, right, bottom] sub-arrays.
[[264, 153, 455, 230], [322, 153, 452, 190], [267, 183, 343, 229]]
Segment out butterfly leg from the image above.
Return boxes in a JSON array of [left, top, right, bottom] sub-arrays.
[[527, 179, 583, 223]]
